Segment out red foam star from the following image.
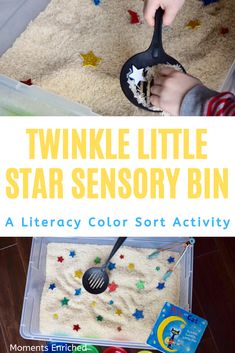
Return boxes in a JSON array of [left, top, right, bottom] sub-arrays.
[[128, 10, 140, 24], [108, 281, 118, 292], [20, 79, 33, 86], [220, 27, 229, 35], [57, 256, 64, 263], [117, 326, 122, 332], [120, 254, 124, 259], [73, 324, 81, 331]]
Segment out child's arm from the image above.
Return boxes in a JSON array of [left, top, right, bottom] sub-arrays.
[[150, 68, 235, 116], [144, 0, 185, 26]]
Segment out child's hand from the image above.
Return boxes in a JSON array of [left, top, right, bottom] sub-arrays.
[[144, 0, 185, 26], [150, 68, 201, 115]]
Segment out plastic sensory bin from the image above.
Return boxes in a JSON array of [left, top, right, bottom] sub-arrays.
[[20, 237, 194, 349]]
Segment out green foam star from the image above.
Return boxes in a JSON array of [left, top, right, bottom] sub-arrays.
[[61, 297, 69, 306], [136, 280, 145, 289], [94, 256, 101, 264], [96, 315, 104, 321], [155, 266, 160, 271]]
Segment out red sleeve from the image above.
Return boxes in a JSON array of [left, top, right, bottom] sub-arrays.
[[204, 92, 235, 116]]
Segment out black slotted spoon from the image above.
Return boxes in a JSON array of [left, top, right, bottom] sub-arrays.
[[82, 237, 127, 294], [120, 8, 186, 112]]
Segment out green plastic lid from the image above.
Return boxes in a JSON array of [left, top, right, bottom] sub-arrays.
[[72, 345, 99, 353]]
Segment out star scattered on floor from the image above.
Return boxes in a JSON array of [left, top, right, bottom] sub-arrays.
[[61, 297, 69, 306], [133, 309, 144, 320], [91, 301, 97, 308], [128, 263, 135, 271], [20, 78, 32, 86], [119, 254, 124, 259], [128, 65, 146, 86], [108, 281, 118, 292], [186, 19, 201, 30], [128, 10, 140, 24], [57, 256, 64, 263], [49, 283, 56, 290], [74, 269, 83, 279], [167, 256, 175, 264], [117, 326, 122, 332], [108, 262, 116, 271], [202, 0, 219, 5], [115, 309, 123, 316], [136, 280, 145, 289], [220, 27, 229, 35], [96, 315, 104, 322], [156, 282, 165, 290], [109, 300, 114, 305], [155, 266, 161, 271], [80, 51, 102, 68], [93, 0, 101, 5], [94, 256, 101, 264], [69, 250, 76, 258], [53, 313, 59, 320], [73, 324, 81, 331], [75, 288, 82, 296]]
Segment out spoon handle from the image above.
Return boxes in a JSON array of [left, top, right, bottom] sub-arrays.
[[149, 8, 164, 58], [104, 237, 127, 267]]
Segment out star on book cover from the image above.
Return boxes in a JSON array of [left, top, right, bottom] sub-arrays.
[[147, 302, 208, 353]]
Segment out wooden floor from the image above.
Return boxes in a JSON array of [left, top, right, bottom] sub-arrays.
[[0, 237, 234, 353]]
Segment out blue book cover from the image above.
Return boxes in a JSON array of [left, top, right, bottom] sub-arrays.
[[147, 302, 208, 353]]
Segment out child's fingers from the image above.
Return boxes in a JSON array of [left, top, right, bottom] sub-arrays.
[[151, 84, 162, 96], [150, 94, 160, 107], [143, 0, 160, 27], [159, 67, 177, 77]]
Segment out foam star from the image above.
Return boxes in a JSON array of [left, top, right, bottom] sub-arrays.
[[108, 262, 116, 271], [75, 288, 82, 296], [74, 270, 83, 279], [133, 309, 144, 320], [61, 297, 69, 306], [128, 263, 135, 271], [202, 0, 219, 5], [57, 256, 64, 263], [186, 20, 201, 29], [220, 27, 229, 35], [49, 283, 56, 290], [115, 309, 123, 316], [91, 301, 97, 307], [117, 326, 122, 332], [53, 313, 59, 320], [96, 315, 104, 321], [108, 281, 118, 292], [80, 51, 102, 68], [155, 266, 161, 271], [109, 300, 114, 305], [156, 282, 165, 290], [129, 66, 146, 86], [120, 254, 124, 259], [94, 256, 101, 264], [69, 250, 76, 258], [93, 0, 101, 5], [167, 256, 175, 264], [128, 10, 140, 24], [20, 79, 32, 86], [136, 280, 145, 289], [73, 324, 81, 331]]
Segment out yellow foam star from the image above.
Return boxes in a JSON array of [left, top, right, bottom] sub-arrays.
[[128, 263, 135, 271], [115, 309, 123, 316], [53, 313, 59, 320], [74, 269, 83, 279], [91, 301, 97, 308], [186, 19, 201, 29], [80, 51, 102, 68]]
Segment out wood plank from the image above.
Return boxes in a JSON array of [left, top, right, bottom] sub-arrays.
[[15, 237, 32, 273], [196, 337, 219, 353], [0, 237, 16, 250], [0, 322, 9, 353], [194, 237, 218, 258]]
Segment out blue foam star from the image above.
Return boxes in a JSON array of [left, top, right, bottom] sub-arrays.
[[49, 283, 56, 290], [202, 0, 219, 6], [156, 282, 165, 290], [69, 250, 76, 258], [93, 0, 101, 5], [167, 256, 175, 264], [75, 288, 82, 296], [133, 309, 144, 320], [108, 262, 116, 271], [109, 300, 114, 305]]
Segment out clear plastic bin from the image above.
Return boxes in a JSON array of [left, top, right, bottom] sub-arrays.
[[20, 237, 194, 349]]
